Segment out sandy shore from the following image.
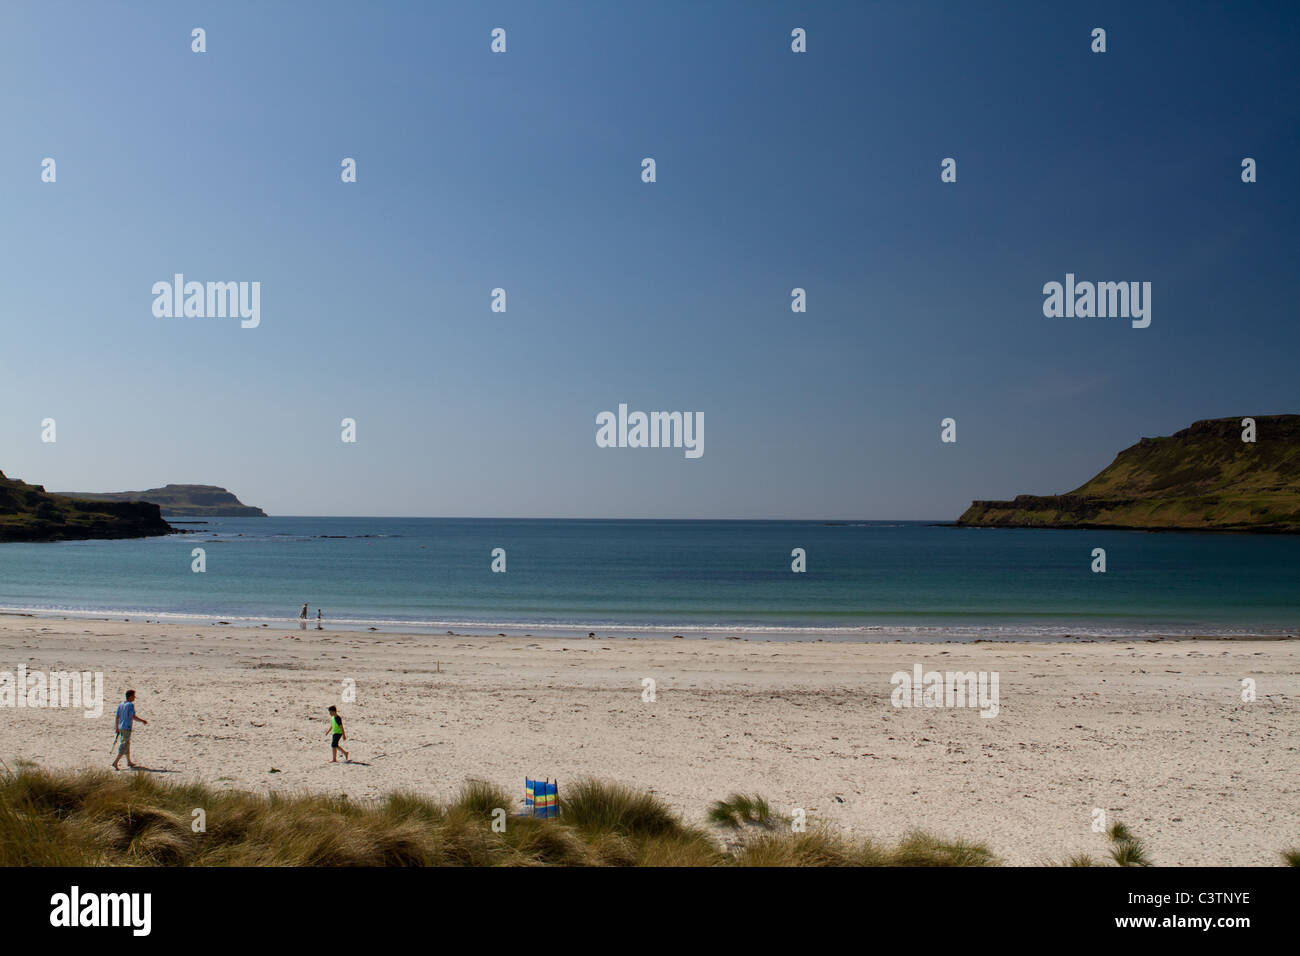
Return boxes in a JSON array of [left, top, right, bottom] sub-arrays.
[[2, 615, 1297, 865]]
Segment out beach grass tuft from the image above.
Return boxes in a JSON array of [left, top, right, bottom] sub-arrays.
[[558, 778, 684, 838], [706, 793, 782, 830], [729, 824, 998, 867], [1107, 821, 1152, 867], [451, 778, 514, 818]]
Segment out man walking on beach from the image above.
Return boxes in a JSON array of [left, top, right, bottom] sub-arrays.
[[300, 602, 308, 630], [111, 689, 148, 770]]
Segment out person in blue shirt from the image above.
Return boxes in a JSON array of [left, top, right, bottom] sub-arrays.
[[111, 689, 148, 770]]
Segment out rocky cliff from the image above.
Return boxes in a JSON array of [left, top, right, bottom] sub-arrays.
[[0, 471, 174, 542]]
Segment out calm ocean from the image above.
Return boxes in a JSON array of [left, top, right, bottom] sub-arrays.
[[0, 517, 1295, 640]]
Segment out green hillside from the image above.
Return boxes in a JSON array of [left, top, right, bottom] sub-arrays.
[[53, 483, 266, 517], [0, 471, 174, 542], [957, 416, 1300, 532]]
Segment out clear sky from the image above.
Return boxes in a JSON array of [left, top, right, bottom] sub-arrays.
[[2, 1, 1296, 518]]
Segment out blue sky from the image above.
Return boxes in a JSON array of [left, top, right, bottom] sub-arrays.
[[1, 1, 1297, 518]]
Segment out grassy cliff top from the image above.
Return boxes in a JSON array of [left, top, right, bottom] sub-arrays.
[[958, 416, 1300, 532], [0, 470, 174, 542], [1068, 415, 1300, 499], [52, 483, 266, 517]]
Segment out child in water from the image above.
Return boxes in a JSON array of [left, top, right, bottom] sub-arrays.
[[328, 705, 349, 762]]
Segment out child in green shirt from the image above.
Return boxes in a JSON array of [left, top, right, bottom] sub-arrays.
[[327, 705, 349, 762]]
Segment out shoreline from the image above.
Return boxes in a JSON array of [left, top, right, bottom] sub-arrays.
[[0, 607, 1293, 644], [3, 616, 1297, 865]]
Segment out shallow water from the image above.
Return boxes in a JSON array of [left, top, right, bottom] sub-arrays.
[[0, 517, 1296, 640]]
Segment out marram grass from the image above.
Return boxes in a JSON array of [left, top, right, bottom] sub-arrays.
[[0, 765, 1279, 867], [1106, 821, 1152, 867], [707, 793, 783, 830]]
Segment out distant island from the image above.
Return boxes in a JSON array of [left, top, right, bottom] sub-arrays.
[[0, 471, 173, 542], [53, 484, 267, 518], [958, 415, 1300, 532]]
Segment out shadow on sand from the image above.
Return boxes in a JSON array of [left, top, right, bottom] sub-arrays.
[[117, 766, 180, 774]]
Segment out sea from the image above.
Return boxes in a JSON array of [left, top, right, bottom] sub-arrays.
[[0, 517, 1295, 641]]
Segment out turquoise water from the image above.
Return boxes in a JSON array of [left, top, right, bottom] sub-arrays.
[[0, 518, 1295, 640]]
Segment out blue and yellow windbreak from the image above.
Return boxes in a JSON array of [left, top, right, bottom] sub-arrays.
[[525, 778, 558, 818]]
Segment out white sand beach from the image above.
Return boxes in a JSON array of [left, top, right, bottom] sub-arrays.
[[2, 615, 1296, 865]]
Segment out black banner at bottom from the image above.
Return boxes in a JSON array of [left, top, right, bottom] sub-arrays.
[[3, 865, 1281, 943]]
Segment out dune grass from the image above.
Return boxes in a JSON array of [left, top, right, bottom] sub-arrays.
[[1044, 821, 1156, 867], [731, 827, 997, 867], [1106, 821, 1152, 867], [4, 765, 1279, 867], [0, 765, 1011, 867], [707, 793, 783, 830]]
